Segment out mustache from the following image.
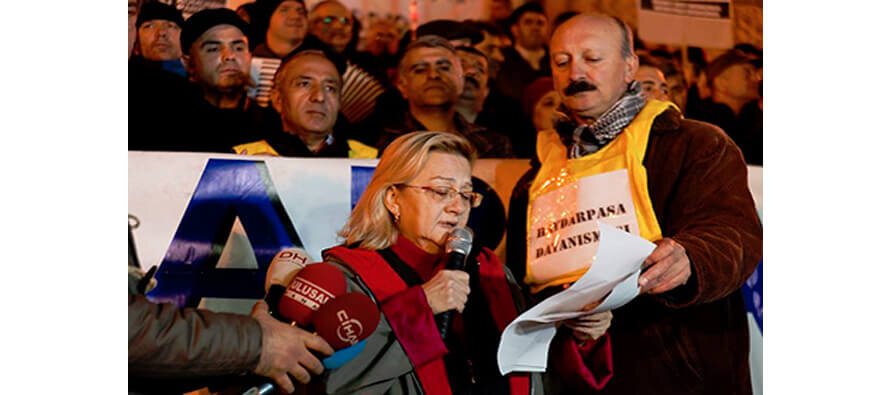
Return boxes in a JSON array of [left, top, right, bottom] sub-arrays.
[[464, 76, 480, 90], [565, 80, 597, 96]]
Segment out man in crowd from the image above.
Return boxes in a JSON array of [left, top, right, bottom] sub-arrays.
[[454, 47, 491, 126], [308, 0, 355, 55], [663, 61, 688, 114], [132, 2, 187, 77], [253, 0, 309, 58], [695, 50, 763, 165], [165, 8, 268, 152], [376, 35, 513, 158], [635, 56, 670, 102], [462, 21, 506, 80], [507, 14, 762, 394], [241, 47, 375, 157], [495, 2, 551, 103]]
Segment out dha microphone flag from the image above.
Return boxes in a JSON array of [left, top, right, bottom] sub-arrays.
[[311, 292, 381, 349], [278, 263, 347, 327], [264, 247, 312, 292]]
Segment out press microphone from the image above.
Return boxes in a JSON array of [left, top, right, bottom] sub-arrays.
[[276, 263, 347, 327], [310, 292, 381, 369], [437, 227, 474, 340], [264, 248, 312, 316], [265, 247, 312, 292]]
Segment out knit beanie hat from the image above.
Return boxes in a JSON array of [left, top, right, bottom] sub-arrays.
[[136, 2, 185, 29], [180, 8, 251, 52], [522, 77, 555, 119]]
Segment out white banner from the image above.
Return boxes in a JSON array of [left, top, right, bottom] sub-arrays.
[[637, 0, 734, 48]]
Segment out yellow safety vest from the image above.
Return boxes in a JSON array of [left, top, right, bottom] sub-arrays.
[[525, 100, 675, 293]]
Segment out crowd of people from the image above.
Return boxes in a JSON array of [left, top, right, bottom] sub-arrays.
[[129, 0, 763, 394], [128, 0, 763, 165]]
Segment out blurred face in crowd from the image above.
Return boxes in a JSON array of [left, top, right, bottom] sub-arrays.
[[271, 53, 341, 139], [665, 73, 687, 112], [635, 65, 669, 101], [128, 0, 139, 57], [532, 90, 561, 131], [364, 19, 400, 57], [185, 25, 251, 93], [550, 15, 638, 121], [397, 46, 464, 109], [387, 152, 473, 254], [138, 19, 182, 61], [512, 12, 547, 51], [268, 0, 308, 43], [714, 63, 760, 102], [488, 0, 512, 21], [457, 50, 490, 112], [310, 1, 354, 53], [474, 30, 504, 78]]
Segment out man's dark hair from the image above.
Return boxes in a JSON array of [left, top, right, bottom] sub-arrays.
[[462, 20, 506, 38], [455, 45, 486, 59], [397, 35, 456, 73], [508, 2, 546, 28]]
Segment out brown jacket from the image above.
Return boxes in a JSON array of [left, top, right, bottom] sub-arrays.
[[128, 294, 263, 381], [507, 108, 762, 394]]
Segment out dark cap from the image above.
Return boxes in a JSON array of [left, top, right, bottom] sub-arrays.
[[707, 50, 755, 83], [136, 2, 185, 29], [419, 20, 484, 45], [180, 8, 251, 53], [508, 2, 545, 27], [522, 77, 554, 119]]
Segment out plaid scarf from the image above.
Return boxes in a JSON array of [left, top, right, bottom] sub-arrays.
[[555, 81, 646, 158]]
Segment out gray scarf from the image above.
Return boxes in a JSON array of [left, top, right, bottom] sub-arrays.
[[565, 81, 646, 158]]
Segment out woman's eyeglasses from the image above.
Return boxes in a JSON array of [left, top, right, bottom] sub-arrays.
[[398, 184, 483, 208]]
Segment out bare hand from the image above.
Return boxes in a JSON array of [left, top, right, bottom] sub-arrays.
[[638, 238, 692, 294], [422, 270, 470, 314], [565, 310, 612, 342], [251, 301, 334, 393]]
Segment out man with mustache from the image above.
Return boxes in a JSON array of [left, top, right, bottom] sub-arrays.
[[506, 14, 762, 394], [375, 35, 513, 158], [454, 47, 490, 126]]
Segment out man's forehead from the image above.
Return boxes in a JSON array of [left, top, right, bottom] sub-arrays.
[[315, 2, 349, 16], [551, 18, 621, 54], [284, 54, 340, 80], [276, 0, 305, 10], [405, 47, 455, 64], [519, 12, 546, 22], [141, 19, 180, 28]]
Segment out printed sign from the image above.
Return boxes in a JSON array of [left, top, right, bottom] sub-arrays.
[[527, 169, 639, 284]]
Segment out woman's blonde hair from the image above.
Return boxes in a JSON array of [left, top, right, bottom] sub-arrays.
[[339, 131, 477, 250]]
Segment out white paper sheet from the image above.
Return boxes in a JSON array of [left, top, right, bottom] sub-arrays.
[[497, 221, 656, 374]]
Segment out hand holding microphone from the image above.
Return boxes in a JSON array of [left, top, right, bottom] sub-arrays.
[[422, 270, 470, 314], [432, 227, 473, 339]]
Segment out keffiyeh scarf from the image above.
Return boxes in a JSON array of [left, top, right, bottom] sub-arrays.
[[556, 81, 646, 158]]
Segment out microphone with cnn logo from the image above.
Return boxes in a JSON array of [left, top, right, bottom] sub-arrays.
[[311, 292, 381, 369]]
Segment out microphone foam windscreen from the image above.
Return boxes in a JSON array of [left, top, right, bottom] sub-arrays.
[[278, 263, 347, 327], [311, 292, 381, 350], [265, 247, 312, 292]]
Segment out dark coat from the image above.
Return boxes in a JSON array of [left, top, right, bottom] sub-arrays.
[[507, 108, 762, 394]]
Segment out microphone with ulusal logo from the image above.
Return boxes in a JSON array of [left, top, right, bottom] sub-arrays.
[[276, 262, 347, 327], [437, 227, 474, 340]]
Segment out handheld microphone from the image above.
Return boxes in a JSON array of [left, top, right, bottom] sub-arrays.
[[437, 227, 474, 340], [265, 247, 312, 292], [311, 292, 381, 369], [277, 263, 347, 327], [264, 248, 312, 317]]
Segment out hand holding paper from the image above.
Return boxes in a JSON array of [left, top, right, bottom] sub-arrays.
[[497, 222, 656, 374]]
